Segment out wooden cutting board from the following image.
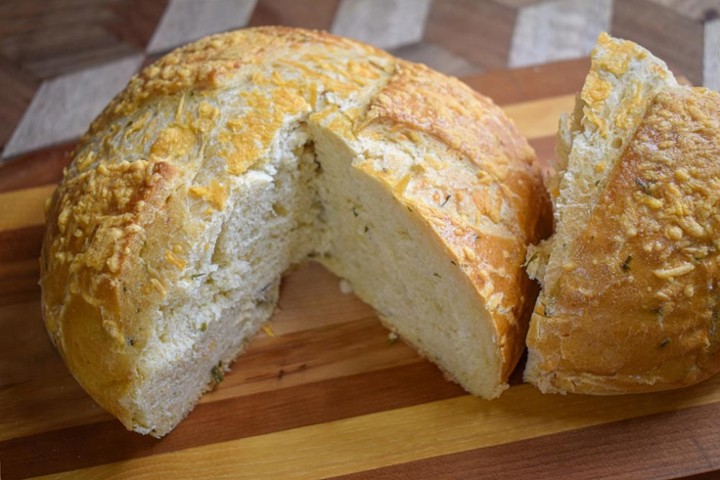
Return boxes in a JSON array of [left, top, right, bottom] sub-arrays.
[[1, 59, 719, 480]]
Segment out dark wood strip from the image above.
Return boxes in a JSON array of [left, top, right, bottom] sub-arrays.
[[333, 401, 720, 480], [463, 58, 589, 106], [0, 225, 44, 263], [0, 141, 74, 193], [0, 259, 40, 307], [0, 362, 463, 480], [0, 225, 44, 306]]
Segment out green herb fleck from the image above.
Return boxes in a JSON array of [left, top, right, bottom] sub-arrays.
[[211, 362, 224, 384], [635, 177, 651, 194], [407, 206, 413, 213], [352, 206, 359, 217], [621, 255, 632, 272], [364, 225, 369, 233], [191, 273, 206, 279], [450, 260, 457, 266], [433, 273, 441, 278], [200, 322, 207, 332], [658, 338, 671, 349], [125, 336, 135, 347], [440, 195, 451, 207]]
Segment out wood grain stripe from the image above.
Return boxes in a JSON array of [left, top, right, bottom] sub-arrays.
[[0, 257, 41, 307], [333, 402, 720, 480], [1, 362, 463, 480], [504, 94, 574, 141], [31, 375, 720, 480], [0, 184, 54, 231], [0, 225, 44, 263], [463, 57, 589, 105], [0, 142, 74, 194]]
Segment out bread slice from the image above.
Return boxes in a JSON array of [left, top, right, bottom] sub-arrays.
[[40, 27, 547, 436], [525, 33, 720, 394]]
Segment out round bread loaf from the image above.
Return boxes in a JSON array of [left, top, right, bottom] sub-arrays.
[[525, 33, 720, 394], [40, 26, 548, 437]]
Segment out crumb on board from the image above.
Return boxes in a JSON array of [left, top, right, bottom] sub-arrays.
[[339, 279, 353, 294]]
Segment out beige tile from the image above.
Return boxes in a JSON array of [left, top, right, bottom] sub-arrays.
[[2, 55, 143, 159], [331, 0, 432, 49], [509, 0, 612, 68], [147, 0, 257, 53], [705, 18, 720, 89], [390, 42, 482, 77]]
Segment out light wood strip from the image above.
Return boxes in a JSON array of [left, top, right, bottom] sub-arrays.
[[335, 402, 720, 480], [36, 375, 720, 480], [503, 93, 574, 140], [0, 184, 54, 231]]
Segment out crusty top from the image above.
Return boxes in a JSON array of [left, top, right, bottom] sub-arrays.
[[527, 87, 720, 393], [40, 26, 547, 424]]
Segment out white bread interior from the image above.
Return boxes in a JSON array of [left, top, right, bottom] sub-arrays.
[[132, 116, 506, 435]]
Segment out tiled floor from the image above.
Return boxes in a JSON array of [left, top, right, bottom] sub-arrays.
[[0, 0, 718, 162]]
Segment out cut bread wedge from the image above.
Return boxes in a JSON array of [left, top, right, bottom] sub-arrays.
[[525, 33, 720, 394], [40, 27, 548, 437]]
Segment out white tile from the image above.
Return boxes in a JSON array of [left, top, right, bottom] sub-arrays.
[[147, 0, 258, 54], [509, 0, 613, 68], [704, 18, 720, 90], [2, 55, 144, 159], [331, 0, 432, 50]]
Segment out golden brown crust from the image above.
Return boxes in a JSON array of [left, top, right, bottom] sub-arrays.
[[41, 160, 177, 420], [361, 61, 550, 378], [527, 88, 720, 393], [41, 26, 547, 430]]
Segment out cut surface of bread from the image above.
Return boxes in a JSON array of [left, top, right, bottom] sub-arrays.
[[40, 27, 547, 436], [525, 33, 720, 394]]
